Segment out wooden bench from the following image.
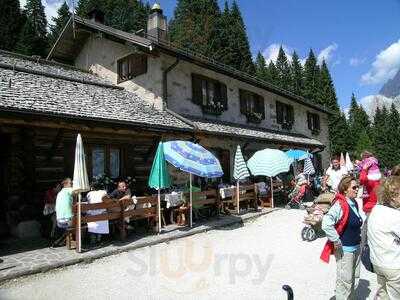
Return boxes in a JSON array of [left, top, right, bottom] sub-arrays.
[[222, 185, 258, 214], [69, 199, 123, 250], [180, 189, 220, 223], [120, 195, 159, 238]]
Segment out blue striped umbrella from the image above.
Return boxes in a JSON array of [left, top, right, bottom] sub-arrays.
[[285, 149, 313, 161], [248, 148, 292, 177], [163, 141, 223, 178], [303, 157, 316, 175]]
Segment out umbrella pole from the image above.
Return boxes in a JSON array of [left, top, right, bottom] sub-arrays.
[[77, 193, 82, 253], [236, 181, 240, 214], [158, 189, 161, 234], [190, 173, 193, 228], [270, 177, 274, 208]]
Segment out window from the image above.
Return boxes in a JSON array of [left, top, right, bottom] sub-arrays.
[[276, 101, 294, 130], [117, 53, 147, 83], [239, 89, 265, 123], [192, 74, 227, 115], [307, 112, 320, 134], [90, 146, 121, 178]]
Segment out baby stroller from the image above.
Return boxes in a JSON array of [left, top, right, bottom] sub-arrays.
[[286, 174, 312, 209], [301, 191, 335, 241]]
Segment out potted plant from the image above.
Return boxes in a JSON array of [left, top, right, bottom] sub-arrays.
[[202, 99, 224, 115], [246, 111, 263, 124]]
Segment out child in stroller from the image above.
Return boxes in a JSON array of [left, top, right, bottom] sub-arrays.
[[286, 174, 312, 209], [301, 191, 335, 241]]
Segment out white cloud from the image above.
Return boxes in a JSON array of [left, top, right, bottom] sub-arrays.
[[361, 39, 400, 85], [261, 43, 338, 66], [358, 94, 397, 117], [349, 57, 366, 67], [317, 43, 338, 65]]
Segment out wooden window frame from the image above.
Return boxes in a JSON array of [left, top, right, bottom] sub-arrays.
[[87, 144, 123, 179], [117, 53, 148, 83], [307, 112, 320, 134], [239, 89, 265, 124], [276, 101, 294, 130], [191, 73, 228, 115]]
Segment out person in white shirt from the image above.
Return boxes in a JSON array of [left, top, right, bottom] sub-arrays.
[[323, 156, 348, 192], [368, 174, 400, 300], [86, 182, 109, 246]]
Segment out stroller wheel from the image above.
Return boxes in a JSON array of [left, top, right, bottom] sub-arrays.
[[306, 227, 317, 241], [301, 226, 308, 241]]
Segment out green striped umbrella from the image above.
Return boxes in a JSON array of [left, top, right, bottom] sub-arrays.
[[148, 142, 171, 232], [233, 145, 250, 214]]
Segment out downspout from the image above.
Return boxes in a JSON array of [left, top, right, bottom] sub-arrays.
[[162, 56, 199, 131]]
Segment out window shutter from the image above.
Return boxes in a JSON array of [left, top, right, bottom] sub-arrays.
[[276, 102, 283, 124], [239, 90, 247, 114], [307, 112, 312, 130], [315, 114, 320, 130], [288, 105, 294, 123], [256, 96, 265, 119], [220, 83, 228, 110], [192, 74, 203, 105]]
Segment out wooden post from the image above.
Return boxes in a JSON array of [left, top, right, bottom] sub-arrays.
[[189, 173, 193, 227], [270, 177, 274, 208], [76, 193, 82, 253], [236, 181, 240, 214]]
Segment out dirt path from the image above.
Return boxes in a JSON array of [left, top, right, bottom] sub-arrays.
[[0, 209, 377, 299]]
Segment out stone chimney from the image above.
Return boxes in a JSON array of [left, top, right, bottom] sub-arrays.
[[87, 8, 105, 24], [147, 3, 167, 42]]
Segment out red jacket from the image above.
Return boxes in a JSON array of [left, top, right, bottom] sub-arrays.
[[320, 193, 350, 263], [359, 169, 380, 213]]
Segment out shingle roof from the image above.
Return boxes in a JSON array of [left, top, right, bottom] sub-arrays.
[[0, 52, 191, 131], [188, 117, 324, 147]]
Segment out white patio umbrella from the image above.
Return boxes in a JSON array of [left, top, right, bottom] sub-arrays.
[[345, 152, 354, 172], [72, 134, 90, 253], [233, 145, 250, 214]]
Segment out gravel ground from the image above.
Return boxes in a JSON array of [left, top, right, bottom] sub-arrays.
[[0, 209, 377, 300]]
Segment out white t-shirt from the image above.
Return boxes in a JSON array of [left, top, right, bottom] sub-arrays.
[[368, 204, 400, 269], [325, 166, 348, 191], [86, 190, 109, 234]]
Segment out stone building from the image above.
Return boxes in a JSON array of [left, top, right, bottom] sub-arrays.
[[0, 4, 330, 239]]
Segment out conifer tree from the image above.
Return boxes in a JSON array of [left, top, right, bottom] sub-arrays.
[[267, 61, 279, 86], [275, 46, 291, 90], [330, 112, 351, 155], [169, 0, 221, 59], [354, 130, 373, 159], [255, 51, 268, 80], [319, 60, 339, 111], [49, 2, 71, 47], [348, 93, 370, 151], [16, 0, 48, 57], [303, 49, 321, 104], [0, 0, 23, 51], [386, 103, 400, 167], [373, 106, 391, 168], [290, 51, 304, 96]]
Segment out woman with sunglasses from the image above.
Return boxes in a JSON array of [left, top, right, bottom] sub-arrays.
[[321, 175, 363, 300]]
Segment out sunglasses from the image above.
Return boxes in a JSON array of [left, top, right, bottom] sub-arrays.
[[351, 185, 359, 191]]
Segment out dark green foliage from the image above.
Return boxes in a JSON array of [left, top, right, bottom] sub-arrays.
[[329, 111, 351, 155], [267, 61, 279, 86], [255, 51, 268, 80], [348, 93, 371, 152], [16, 0, 48, 57], [275, 46, 291, 90], [385, 104, 400, 167], [319, 60, 339, 111], [76, 0, 149, 33], [169, 0, 221, 59], [372, 106, 391, 168], [303, 49, 321, 104], [0, 0, 23, 51], [354, 130, 373, 159], [290, 51, 304, 96], [49, 2, 71, 47]]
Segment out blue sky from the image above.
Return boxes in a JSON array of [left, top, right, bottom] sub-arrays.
[[31, 0, 400, 110]]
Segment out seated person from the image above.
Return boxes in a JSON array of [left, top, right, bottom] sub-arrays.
[[53, 178, 73, 247], [108, 180, 131, 200], [87, 181, 109, 246]]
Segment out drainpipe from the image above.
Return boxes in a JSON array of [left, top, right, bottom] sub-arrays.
[[162, 57, 199, 132]]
